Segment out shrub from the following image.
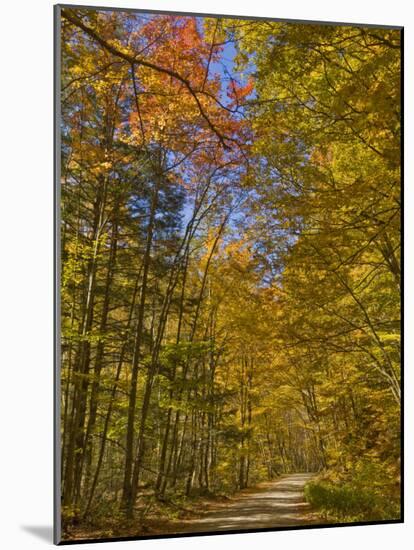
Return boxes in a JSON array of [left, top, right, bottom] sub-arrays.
[[304, 478, 400, 522]]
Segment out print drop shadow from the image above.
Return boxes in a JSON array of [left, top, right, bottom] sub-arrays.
[[21, 525, 53, 543]]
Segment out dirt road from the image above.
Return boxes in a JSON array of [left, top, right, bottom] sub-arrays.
[[168, 473, 323, 534]]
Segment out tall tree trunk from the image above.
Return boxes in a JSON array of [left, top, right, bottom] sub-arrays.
[[121, 176, 159, 513], [81, 208, 120, 503], [83, 273, 141, 518], [63, 178, 107, 508]]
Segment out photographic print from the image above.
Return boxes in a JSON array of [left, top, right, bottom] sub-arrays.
[[55, 4, 402, 543]]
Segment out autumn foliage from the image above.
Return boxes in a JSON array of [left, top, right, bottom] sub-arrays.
[[58, 7, 401, 541]]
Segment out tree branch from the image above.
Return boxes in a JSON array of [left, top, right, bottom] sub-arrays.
[[61, 8, 232, 150]]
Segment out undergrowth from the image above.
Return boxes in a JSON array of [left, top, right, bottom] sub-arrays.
[[304, 461, 400, 522]]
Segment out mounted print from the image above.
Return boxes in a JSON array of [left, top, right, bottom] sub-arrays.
[[54, 3, 402, 544]]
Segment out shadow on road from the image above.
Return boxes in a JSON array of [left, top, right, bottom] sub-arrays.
[[168, 473, 322, 533]]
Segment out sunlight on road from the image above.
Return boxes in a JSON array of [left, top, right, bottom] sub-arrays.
[[171, 473, 321, 533]]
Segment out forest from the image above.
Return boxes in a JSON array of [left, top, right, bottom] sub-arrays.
[[58, 7, 401, 541]]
